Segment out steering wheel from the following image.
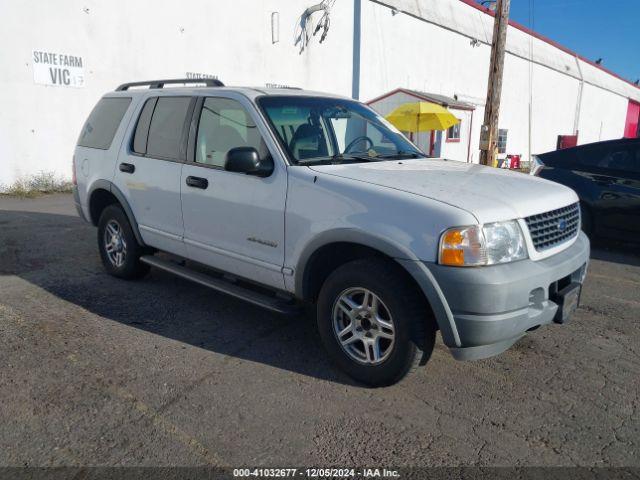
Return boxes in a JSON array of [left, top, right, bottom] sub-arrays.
[[344, 136, 374, 154]]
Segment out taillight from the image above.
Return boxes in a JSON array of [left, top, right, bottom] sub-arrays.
[[530, 155, 545, 176], [72, 155, 77, 185]]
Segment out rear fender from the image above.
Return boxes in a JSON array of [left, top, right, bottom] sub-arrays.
[[88, 180, 145, 246]]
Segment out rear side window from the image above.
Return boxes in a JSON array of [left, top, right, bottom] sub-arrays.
[[146, 97, 192, 160], [77, 97, 131, 149]]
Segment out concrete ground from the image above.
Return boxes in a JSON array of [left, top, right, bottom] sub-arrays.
[[0, 193, 638, 467]]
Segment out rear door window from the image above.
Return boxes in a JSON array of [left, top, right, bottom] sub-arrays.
[[77, 97, 131, 149], [606, 145, 640, 174], [577, 144, 639, 173], [132, 97, 157, 154], [146, 97, 192, 161], [576, 145, 613, 169]]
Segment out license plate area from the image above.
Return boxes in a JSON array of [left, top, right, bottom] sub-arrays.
[[551, 282, 581, 324]]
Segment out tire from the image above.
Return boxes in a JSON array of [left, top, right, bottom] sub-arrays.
[[97, 204, 150, 279], [316, 258, 436, 387]]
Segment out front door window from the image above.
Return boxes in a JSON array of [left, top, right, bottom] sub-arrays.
[[196, 97, 269, 168]]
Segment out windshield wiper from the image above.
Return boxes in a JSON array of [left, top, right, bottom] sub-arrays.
[[376, 151, 425, 159], [298, 153, 379, 166], [332, 153, 380, 163]]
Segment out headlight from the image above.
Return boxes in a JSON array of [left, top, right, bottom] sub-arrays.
[[439, 220, 528, 267]]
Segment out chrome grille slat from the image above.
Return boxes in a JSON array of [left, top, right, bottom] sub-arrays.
[[525, 203, 580, 252]]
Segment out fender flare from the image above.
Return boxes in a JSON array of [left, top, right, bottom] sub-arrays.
[[294, 229, 461, 348], [88, 180, 146, 246]]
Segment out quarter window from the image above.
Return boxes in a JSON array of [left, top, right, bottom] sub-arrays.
[[196, 97, 268, 168], [77, 97, 131, 150], [146, 97, 192, 161]]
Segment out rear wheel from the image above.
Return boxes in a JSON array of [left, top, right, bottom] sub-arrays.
[[97, 204, 149, 279], [316, 258, 435, 387]]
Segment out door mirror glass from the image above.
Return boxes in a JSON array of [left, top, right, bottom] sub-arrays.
[[225, 147, 274, 177]]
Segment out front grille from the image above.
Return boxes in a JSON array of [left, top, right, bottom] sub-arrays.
[[525, 203, 580, 252]]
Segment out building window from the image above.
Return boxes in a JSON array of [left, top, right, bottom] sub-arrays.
[[446, 121, 461, 142], [497, 128, 508, 154]]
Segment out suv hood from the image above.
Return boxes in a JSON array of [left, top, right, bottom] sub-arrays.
[[309, 158, 578, 224]]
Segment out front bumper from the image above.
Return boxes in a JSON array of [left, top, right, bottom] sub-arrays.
[[427, 232, 590, 360]]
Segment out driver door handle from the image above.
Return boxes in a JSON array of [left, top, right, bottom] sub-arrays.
[[186, 176, 208, 189]]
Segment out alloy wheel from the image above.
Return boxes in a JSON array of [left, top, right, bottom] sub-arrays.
[[332, 287, 395, 365], [103, 219, 127, 268]]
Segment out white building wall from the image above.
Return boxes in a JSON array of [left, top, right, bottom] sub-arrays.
[[442, 108, 473, 161], [359, 0, 491, 102], [0, 0, 637, 186], [578, 83, 630, 143], [528, 62, 581, 154], [0, 0, 356, 187]]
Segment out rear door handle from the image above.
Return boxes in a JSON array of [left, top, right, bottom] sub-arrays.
[[186, 176, 208, 189], [119, 163, 135, 174]]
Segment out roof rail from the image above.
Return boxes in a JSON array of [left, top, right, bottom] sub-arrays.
[[115, 78, 224, 91]]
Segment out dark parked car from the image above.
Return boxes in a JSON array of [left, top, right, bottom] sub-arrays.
[[531, 138, 640, 241]]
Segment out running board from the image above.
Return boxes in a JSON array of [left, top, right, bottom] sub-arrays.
[[140, 255, 302, 315]]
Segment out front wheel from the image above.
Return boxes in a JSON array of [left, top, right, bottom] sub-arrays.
[[316, 258, 435, 387]]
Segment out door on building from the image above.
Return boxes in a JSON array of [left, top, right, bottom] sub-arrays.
[[429, 131, 443, 157], [624, 100, 640, 138]]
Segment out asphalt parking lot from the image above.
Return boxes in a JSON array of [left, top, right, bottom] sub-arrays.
[[0, 193, 639, 467]]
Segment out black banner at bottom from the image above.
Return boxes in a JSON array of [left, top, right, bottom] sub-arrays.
[[0, 467, 638, 480]]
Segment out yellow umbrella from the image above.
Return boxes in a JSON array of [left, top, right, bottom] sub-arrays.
[[386, 101, 460, 132]]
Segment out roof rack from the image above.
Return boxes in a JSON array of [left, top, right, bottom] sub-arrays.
[[115, 78, 224, 91], [264, 83, 302, 90]]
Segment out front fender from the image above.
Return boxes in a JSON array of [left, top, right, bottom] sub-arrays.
[[294, 229, 460, 348]]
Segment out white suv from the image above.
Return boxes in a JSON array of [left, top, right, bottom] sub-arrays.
[[73, 79, 590, 386]]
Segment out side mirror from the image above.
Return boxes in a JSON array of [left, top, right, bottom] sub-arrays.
[[224, 147, 274, 177]]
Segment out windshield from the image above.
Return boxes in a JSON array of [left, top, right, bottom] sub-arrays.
[[257, 96, 425, 165]]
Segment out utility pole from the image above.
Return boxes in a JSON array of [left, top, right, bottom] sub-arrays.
[[479, 0, 511, 166], [352, 0, 362, 100]]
